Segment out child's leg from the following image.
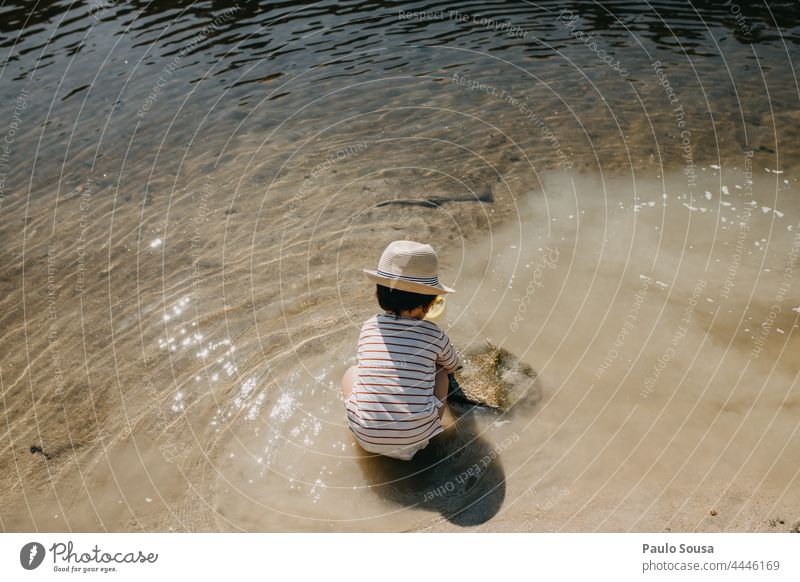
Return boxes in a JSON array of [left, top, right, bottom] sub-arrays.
[[434, 366, 449, 419], [341, 365, 358, 400]]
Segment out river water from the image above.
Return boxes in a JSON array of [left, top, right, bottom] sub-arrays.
[[1, 1, 798, 532]]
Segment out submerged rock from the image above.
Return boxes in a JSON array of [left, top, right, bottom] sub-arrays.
[[448, 342, 539, 412]]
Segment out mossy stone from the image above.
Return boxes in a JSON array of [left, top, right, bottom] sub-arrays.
[[448, 342, 538, 412]]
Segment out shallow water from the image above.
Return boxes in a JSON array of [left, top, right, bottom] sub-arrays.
[[1, 1, 798, 531]]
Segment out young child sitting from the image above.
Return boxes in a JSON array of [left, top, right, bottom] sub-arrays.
[[341, 240, 460, 461]]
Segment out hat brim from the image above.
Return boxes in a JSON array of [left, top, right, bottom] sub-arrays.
[[363, 269, 455, 295]]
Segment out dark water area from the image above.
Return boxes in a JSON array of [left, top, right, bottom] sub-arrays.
[[2, 0, 799, 186], [1, 1, 799, 532]]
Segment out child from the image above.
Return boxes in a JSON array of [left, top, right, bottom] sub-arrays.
[[341, 240, 460, 461]]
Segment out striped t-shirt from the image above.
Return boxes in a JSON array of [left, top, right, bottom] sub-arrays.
[[345, 313, 460, 456]]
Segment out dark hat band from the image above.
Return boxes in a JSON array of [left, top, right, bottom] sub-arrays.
[[376, 269, 439, 287]]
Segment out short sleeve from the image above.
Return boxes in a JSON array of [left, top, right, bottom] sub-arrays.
[[436, 331, 460, 372]]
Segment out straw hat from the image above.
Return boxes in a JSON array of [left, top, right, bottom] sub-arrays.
[[363, 240, 455, 295]]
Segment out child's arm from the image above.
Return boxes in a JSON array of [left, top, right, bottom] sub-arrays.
[[436, 332, 460, 372]]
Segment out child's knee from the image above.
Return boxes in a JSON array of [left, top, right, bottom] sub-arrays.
[[341, 365, 357, 397]]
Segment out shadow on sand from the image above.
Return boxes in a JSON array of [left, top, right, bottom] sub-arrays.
[[355, 408, 506, 527]]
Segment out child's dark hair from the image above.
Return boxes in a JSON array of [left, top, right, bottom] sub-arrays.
[[376, 284, 437, 319]]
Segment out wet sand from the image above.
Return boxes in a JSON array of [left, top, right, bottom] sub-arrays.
[[2, 153, 798, 532], [1, 1, 799, 532], [426, 168, 800, 532]]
